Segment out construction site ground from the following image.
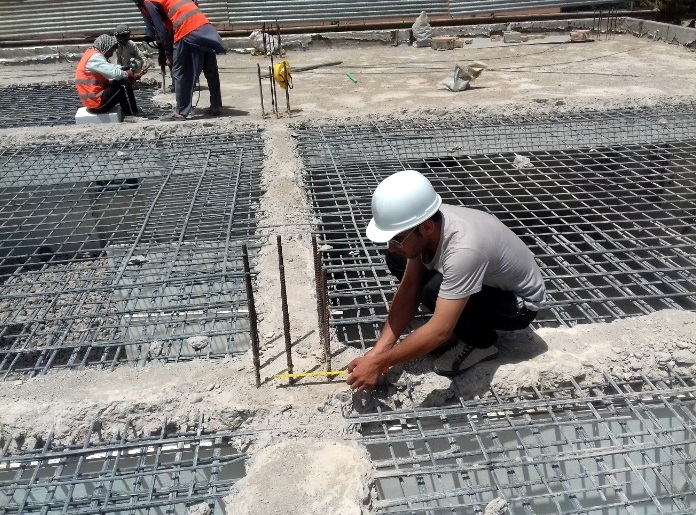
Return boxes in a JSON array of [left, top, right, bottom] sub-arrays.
[[1, 29, 696, 514]]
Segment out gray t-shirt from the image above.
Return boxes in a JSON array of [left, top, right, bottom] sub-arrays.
[[423, 204, 546, 310]]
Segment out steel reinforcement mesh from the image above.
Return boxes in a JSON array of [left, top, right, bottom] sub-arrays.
[[0, 131, 264, 379], [0, 415, 247, 515], [351, 370, 696, 514], [0, 84, 171, 128], [296, 104, 696, 348]]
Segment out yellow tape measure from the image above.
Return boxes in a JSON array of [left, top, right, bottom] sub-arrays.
[[275, 369, 347, 379]]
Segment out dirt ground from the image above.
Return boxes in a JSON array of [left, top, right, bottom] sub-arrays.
[[1, 28, 695, 515]]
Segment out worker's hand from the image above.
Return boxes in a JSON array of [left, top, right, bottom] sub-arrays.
[[166, 58, 172, 68], [346, 352, 389, 391], [126, 70, 136, 84]]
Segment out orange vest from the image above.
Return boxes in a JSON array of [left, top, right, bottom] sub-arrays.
[[141, 1, 174, 36], [151, 0, 209, 42], [74, 48, 110, 109]]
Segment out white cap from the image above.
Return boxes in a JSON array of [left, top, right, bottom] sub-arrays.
[[366, 170, 442, 243]]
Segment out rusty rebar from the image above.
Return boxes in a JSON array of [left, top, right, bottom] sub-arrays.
[[277, 235, 294, 384], [242, 244, 261, 388], [262, 22, 267, 55], [321, 267, 332, 374], [268, 65, 276, 117], [277, 22, 282, 55], [257, 63, 265, 117], [311, 235, 325, 357]]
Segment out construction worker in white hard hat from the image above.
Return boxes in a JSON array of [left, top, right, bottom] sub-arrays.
[[347, 170, 546, 390]]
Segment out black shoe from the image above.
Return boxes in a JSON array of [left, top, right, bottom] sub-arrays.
[[433, 341, 498, 377]]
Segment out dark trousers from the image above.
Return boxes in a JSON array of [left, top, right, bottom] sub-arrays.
[[173, 25, 224, 116], [386, 251, 537, 348], [90, 79, 138, 116]]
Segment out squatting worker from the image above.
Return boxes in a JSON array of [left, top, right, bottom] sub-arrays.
[[74, 34, 141, 116], [114, 24, 150, 74], [131, 0, 226, 119], [347, 170, 546, 390]]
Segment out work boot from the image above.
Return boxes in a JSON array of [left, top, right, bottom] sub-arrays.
[[433, 340, 498, 377], [207, 106, 222, 116], [159, 112, 187, 122]]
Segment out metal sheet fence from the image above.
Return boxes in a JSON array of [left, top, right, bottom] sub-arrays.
[[0, 0, 626, 42]]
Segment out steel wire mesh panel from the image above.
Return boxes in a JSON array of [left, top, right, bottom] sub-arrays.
[[0, 131, 264, 379], [0, 84, 171, 129], [296, 106, 696, 348], [0, 417, 247, 515], [351, 371, 696, 514]]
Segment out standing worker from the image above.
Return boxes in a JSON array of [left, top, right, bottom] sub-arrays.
[[346, 170, 546, 390], [114, 24, 150, 75], [74, 34, 141, 116], [131, 0, 226, 119]]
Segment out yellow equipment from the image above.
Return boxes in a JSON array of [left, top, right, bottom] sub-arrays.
[[273, 60, 292, 89]]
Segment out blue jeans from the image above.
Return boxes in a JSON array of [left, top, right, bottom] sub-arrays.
[[385, 251, 537, 348]]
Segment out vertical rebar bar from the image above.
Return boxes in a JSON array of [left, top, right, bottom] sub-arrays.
[[262, 22, 267, 55], [242, 244, 261, 388], [257, 63, 265, 117], [268, 65, 276, 118], [285, 74, 291, 115], [321, 267, 332, 374], [277, 22, 282, 55], [277, 235, 294, 385], [311, 235, 325, 358]]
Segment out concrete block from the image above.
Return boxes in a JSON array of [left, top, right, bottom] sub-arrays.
[[75, 106, 123, 125], [503, 31, 522, 43], [431, 36, 458, 51]]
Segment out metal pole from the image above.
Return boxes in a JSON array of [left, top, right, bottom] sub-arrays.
[[277, 236, 294, 384], [268, 65, 276, 118], [277, 21, 282, 55], [242, 244, 261, 388], [311, 235, 325, 359], [321, 267, 332, 374], [257, 63, 265, 117], [285, 73, 291, 115]]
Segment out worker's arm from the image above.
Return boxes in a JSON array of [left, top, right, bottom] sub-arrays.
[[143, 3, 174, 59], [85, 53, 127, 81], [347, 295, 468, 390], [371, 257, 426, 353], [128, 41, 149, 72]]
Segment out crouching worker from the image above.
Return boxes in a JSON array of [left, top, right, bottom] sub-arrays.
[[75, 34, 141, 116], [114, 24, 150, 75], [347, 170, 546, 390]]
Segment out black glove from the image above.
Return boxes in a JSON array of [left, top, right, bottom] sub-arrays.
[[144, 35, 156, 43]]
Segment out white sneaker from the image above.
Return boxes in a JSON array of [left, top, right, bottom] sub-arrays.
[[433, 341, 498, 377]]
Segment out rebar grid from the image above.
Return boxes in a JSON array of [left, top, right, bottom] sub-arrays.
[[0, 84, 171, 128], [350, 370, 696, 514], [0, 132, 264, 379], [296, 109, 696, 348], [0, 415, 247, 515]]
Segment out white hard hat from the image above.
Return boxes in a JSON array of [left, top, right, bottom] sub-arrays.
[[366, 170, 442, 243]]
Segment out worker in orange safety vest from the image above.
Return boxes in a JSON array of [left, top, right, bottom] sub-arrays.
[[74, 34, 141, 116], [132, 0, 226, 119]]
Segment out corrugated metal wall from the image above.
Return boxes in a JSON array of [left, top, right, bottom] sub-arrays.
[[0, 0, 623, 43]]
